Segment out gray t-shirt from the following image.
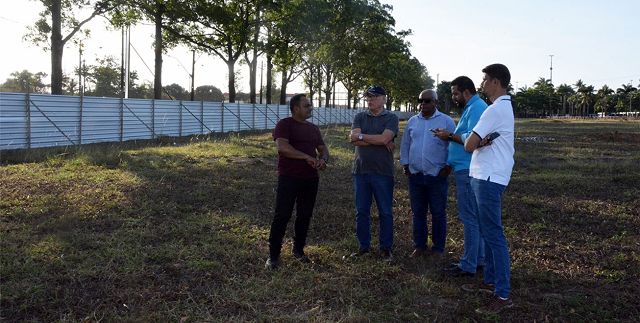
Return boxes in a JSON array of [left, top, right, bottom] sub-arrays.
[[351, 109, 399, 177]]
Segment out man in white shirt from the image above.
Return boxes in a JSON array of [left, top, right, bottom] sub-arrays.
[[461, 63, 515, 314]]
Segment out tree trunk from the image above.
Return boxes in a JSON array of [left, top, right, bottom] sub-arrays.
[[324, 69, 333, 108], [279, 70, 288, 105], [227, 60, 236, 103], [153, 3, 165, 100], [266, 55, 273, 104], [50, 0, 63, 95]]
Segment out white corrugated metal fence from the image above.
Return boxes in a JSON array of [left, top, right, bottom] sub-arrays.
[[0, 92, 415, 151]]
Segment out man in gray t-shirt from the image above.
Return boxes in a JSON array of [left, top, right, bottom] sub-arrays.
[[348, 85, 399, 262]]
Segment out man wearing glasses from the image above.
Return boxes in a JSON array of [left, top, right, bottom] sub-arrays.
[[348, 86, 399, 262], [266, 94, 330, 270], [400, 90, 455, 262]]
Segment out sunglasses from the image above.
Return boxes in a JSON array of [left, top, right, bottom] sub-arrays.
[[418, 98, 434, 104]]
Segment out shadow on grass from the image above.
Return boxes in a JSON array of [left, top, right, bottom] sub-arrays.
[[1, 120, 640, 321]]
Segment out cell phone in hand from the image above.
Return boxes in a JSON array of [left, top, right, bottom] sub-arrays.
[[429, 128, 437, 133], [477, 132, 500, 148]]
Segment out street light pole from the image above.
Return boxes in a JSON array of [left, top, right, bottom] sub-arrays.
[[549, 55, 554, 117]]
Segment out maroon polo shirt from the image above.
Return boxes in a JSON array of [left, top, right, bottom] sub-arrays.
[[272, 117, 325, 179]]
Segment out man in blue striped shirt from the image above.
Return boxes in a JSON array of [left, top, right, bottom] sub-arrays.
[[401, 89, 455, 261]]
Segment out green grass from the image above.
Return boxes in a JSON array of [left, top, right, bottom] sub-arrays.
[[1, 119, 640, 322]]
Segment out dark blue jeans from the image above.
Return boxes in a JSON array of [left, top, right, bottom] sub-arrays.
[[470, 177, 510, 298], [409, 173, 448, 253], [454, 169, 485, 273], [268, 176, 319, 260], [354, 174, 395, 251]]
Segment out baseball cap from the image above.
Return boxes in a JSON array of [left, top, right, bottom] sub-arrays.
[[365, 85, 386, 96]]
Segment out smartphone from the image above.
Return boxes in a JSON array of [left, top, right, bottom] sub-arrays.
[[478, 132, 500, 147], [429, 128, 437, 133]]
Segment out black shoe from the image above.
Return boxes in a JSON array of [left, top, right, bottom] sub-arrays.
[[381, 248, 393, 262], [265, 256, 279, 269], [442, 266, 475, 277], [292, 248, 312, 264]]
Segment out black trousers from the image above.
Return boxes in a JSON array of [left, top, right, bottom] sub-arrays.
[[268, 175, 319, 259]]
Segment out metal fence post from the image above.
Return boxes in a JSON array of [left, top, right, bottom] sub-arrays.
[[79, 94, 84, 146], [179, 100, 183, 137], [152, 99, 155, 139], [26, 88, 31, 149], [119, 95, 124, 142]]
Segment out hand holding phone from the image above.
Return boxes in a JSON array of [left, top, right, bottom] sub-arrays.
[[477, 132, 500, 148]]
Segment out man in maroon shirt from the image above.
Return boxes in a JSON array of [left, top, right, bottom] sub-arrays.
[[266, 94, 330, 269]]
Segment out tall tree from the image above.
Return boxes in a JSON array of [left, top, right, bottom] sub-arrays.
[[110, 0, 190, 99], [595, 85, 614, 115], [161, 0, 259, 103], [24, 0, 116, 95], [556, 83, 575, 115], [616, 83, 638, 114]]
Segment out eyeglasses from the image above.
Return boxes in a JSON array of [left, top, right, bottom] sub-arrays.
[[365, 95, 381, 100], [418, 98, 434, 104]]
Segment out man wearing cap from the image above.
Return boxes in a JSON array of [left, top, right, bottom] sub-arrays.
[[433, 76, 489, 277], [265, 93, 330, 270], [401, 89, 456, 262], [348, 85, 399, 262]]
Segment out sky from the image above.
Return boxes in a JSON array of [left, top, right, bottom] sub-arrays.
[[1, 0, 639, 96]]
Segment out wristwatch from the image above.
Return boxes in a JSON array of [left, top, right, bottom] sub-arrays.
[[448, 133, 453, 141], [358, 134, 363, 140]]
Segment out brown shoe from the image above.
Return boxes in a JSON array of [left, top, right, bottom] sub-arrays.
[[432, 251, 444, 262], [461, 281, 495, 294], [409, 249, 425, 259], [476, 294, 513, 314]]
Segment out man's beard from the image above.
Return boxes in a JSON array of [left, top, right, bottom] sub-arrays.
[[454, 100, 466, 110]]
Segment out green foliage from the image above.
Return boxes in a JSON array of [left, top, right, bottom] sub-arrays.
[[194, 85, 224, 102], [0, 70, 49, 93]]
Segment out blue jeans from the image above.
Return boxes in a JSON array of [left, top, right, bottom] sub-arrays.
[[408, 173, 448, 253], [353, 174, 394, 250], [470, 177, 510, 298], [268, 176, 319, 260], [454, 169, 485, 273]]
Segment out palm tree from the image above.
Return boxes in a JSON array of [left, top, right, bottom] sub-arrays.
[[573, 80, 595, 116], [617, 83, 638, 114], [556, 84, 575, 116], [595, 85, 614, 115], [534, 77, 554, 116]]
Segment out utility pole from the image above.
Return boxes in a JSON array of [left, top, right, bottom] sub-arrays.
[[549, 55, 554, 117]]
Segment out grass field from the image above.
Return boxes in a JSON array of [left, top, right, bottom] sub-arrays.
[[1, 118, 639, 322]]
